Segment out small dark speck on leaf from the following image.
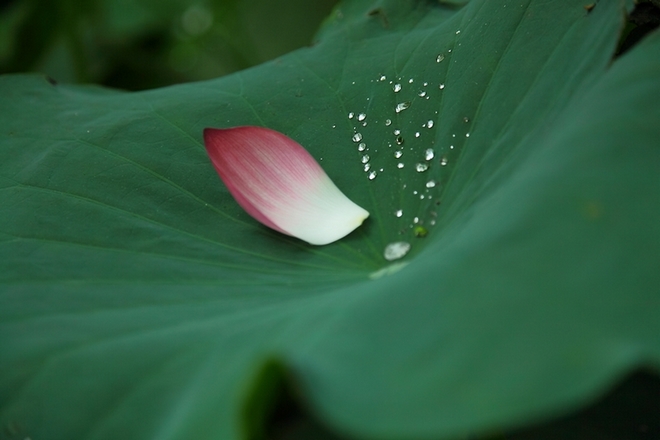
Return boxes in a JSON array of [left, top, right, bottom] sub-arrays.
[[584, 3, 595, 12], [46, 76, 57, 85], [368, 8, 390, 28]]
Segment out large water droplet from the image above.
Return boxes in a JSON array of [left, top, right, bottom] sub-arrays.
[[368, 171, 377, 180], [427, 119, 434, 128], [352, 133, 362, 142], [358, 113, 367, 121], [385, 119, 392, 126], [415, 132, 420, 138], [395, 102, 411, 113], [364, 163, 371, 172], [436, 54, 445, 63], [415, 163, 429, 172], [393, 83, 402, 92], [384, 242, 411, 261], [348, 112, 354, 119], [395, 209, 403, 218], [426, 180, 436, 188], [425, 148, 434, 160], [357, 142, 366, 151], [361, 154, 370, 163]]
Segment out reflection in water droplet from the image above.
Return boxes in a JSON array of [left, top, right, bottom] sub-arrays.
[[408, 78, 414, 84], [415, 132, 420, 138], [368, 171, 377, 180], [393, 129, 401, 135], [416, 163, 429, 172], [395, 209, 403, 218], [394, 150, 403, 159], [352, 133, 362, 142], [393, 83, 402, 92], [397, 162, 404, 168], [465, 132, 470, 138], [440, 156, 448, 166], [424, 82, 428, 87], [358, 142, 366, 151], [414, 226, 428, 237], [439, 83, 445, 90], [427, 120, 434, 128], [364, 163, 371, 172], [395, 102, 411, 113], [436, 54, 445, 62], [358, 113, 367, 121], [361, 154, 370, 163], [396, 136, 404, 145], [348, 112, 354, 119], [418, 90, 427, 97], [384, 241, 411, 261], [379, 75, 386, 81], [385, 119, 392, 126], [426, 180, 436, 188], [425, 149, 434, 160]]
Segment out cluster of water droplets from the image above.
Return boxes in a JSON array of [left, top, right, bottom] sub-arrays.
[[341, 37, 472, 262]]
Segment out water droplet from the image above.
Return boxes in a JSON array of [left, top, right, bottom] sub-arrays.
[[393, 129, 401, 135], [415, 163, 429, 172], [439, 83, 445, 90], [408, 78, 414, 84], [415, 132, 420, 138], [436, 54, 445, 63], [440, 156, 448, 166], [450, 145, 454, 149], [348, 112, 354, 119], [463, 116, 469, 123], [423, 82, 428, 87], [362, 122, 368, 127], [384, 242, 411, 261], [358, 142, 366, 151], [425, 148, 434, 160], [395, 209, 403, 218], [393, 83, 402, 92], [394, 150, 403, 159], [358, 113, 367, 121], [413, 217, 419, 224], [368, 171, 377, 180], [455, 30, 461, 35], [427, 120, 434, 128], [364, 163, 371, 172], [418, 90, 426, 97], [397, 162, 404, 168], [379, 75, 386, 81], [426, 180, 436, 188], [414, 226, 428, 237], [395, 102, 411, 113], [352, 133, 362, 142], [361, 154, 370, 163], [396, 136, 404, 145], [385, 119, 392, 126], [465, 132, 470, 138]]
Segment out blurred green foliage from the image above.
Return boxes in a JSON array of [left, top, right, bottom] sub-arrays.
[[0, 0, 337, 90]]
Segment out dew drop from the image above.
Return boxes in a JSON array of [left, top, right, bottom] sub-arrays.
[[393, 83, 402, 92], [394, 150, 403, 159], [395, 102, 411, 113], [358, 113, 367, 121], [393, 129, 401, 135], [361, 154, 370, 163], [385, 119, 392, 126], [396, 136, 404, 145], [395, 209, 403, 218], [440, 156, 448, 166], [463, 116, 469, 123], [415, 163, 429, 172], [427, 119, 434, 128], [352, 133, 362, 142], [348, 112, 354, 119], [362, 122, 367, 127], [423, 82, 428, 87], [465, 132, 470, 138], [368, 171, 377, 180], [357, 142, 366, 151], [408, 78, 414, 84], [397, 162, 404, 168], [364, 163, 371, 172], [418, 90, 427, 97], [384, 242, 411, 261], [379, 75, 386, 81], [425, 148, 434, 160], [436, 54, 445, 62], [415, 132, 420, 138], [426, 180, 436, 188], [413, 217, 419, 224], [455, 30, 461, 35], [439, 83, 445, 90]]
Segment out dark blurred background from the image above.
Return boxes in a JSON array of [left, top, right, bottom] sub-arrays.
[[0, 0, 338, 90]]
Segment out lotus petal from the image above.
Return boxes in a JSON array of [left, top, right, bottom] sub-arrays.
[[203, 126, 369, 245]]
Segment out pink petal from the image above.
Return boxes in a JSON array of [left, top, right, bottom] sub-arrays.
[[203, 126, 369, 245]]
